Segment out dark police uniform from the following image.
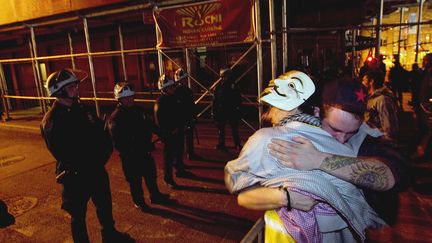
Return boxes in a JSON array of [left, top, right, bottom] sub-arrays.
[[154, 92, 187, 185], [212, 77, 242, 148], [108, 104, 167, 205], [41, 101, 116, 243], [174, 83, 197, 158]]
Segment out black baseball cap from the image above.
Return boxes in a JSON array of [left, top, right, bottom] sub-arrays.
[[322, 77, 368, 117]]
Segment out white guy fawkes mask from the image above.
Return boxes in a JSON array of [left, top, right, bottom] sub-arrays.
[[260, 70, 315, 111]]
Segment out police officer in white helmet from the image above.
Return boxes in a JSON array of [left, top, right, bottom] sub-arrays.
[[108, 82, 170, 211], [40, 69, 134, 243], [174, 68, 200, 160], [154, 74, 193, 188]]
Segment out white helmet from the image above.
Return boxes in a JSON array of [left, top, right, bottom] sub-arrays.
[[260, 70, 315, 111], [114, 82, 135, 100], [219, 68, 231, 78], [46, 69, 87, 97], [174, 68, 188, 82], [157, 74, 176, 90]]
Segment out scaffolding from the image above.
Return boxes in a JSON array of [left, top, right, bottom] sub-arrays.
[[0, 0, 431, 124]]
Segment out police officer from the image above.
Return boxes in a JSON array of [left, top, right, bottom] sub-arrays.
[[174, 68, 200, 160], [40, 69, 134, 243], [154, 75, 193, 188], [212, 68, 242, 150], [108, 83, 170, 211]]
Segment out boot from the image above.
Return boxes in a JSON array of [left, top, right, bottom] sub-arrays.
[[101, 229, 135, 243], [164, 177, 178, 189], [133, 201, 151, 212], [176, 170, 194, 178], [150, 193, 171, 204]]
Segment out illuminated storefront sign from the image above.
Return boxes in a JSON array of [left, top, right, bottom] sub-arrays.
[[154, 0, 254, 48]]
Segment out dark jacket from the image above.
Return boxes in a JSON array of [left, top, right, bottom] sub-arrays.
[[174, 84, 196, 126], [389, 63, 408, 91], [40, 101, 112, 176], [154, 93, 184, 135], [419, 67, 432, 103], [108, 104, 160, 157], [212, 80, 242, 120], [359, 136, 410, 225]]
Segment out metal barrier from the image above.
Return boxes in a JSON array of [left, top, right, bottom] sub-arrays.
[[240, 217, 264, 243]]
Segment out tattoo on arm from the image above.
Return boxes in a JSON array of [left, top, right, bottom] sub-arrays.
[[320, 155, 390, 190], [320, 155, 358, 170], [350, 163, 389, 190]]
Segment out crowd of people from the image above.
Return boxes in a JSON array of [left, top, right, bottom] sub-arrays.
[[9, 52, 426, 242], [359, 53, 432, 158]]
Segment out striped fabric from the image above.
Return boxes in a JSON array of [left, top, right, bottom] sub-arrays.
[[225, 121, 385, 242], [278, 113, 322, 127]]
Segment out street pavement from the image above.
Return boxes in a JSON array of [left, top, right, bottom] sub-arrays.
[[1, 103, 432, 242], [0, 115, 261, 243]]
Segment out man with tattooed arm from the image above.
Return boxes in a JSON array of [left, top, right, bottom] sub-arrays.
[[238, 78, 409, 225]]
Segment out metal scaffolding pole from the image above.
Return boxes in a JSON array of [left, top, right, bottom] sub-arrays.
[[0, 64, 11, 120], [255, 0, 263, 128], [185, 48, 192, 88], [397, 7, 404, 57], [282, 0, 288, 73], [118, 25, 128, 82], [83, 17, 101, 117], [375, 0, 384, 58], [269, 0, 277, 79], [160, 49, 211, 94], [30, 26, 47, 113], [415, 0, 424, 63], [194, 43, 256, 104], [154, 10, 164, 76], [68, 32, 76, 69], [28, 38, 44, 113], [351, 29, 356, 78], [0, 47, 157, 64]]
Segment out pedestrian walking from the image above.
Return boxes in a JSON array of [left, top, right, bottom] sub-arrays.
[[389, 55, 408, 108], [40, 69, 134, 243], [108, 82, 170, 212]]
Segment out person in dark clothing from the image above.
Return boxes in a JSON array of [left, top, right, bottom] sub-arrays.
[[378, 54, 387, 74], [40, 69, 134, 243], [416, 53, 432, 159], [410, 63, 424, 142], [410, 63, 422, 112], [359, 60, 369, 79], [212, 68, 242, 150], [389, 57, 408, 108], [108, 83, 170, 212], [154, 75, 193, 188], [174, 68, 200, 160]]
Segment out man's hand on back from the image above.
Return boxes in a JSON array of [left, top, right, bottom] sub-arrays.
[[268, 136, 329, 170]]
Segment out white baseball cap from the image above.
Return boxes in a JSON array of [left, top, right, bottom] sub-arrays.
[[260, 70, 315, 111]]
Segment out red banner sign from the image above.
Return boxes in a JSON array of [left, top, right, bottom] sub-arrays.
[[154, 0, 254, 48]]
